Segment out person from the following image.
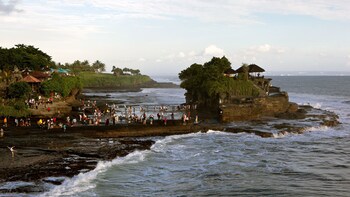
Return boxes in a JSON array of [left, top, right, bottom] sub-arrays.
[[38, 119, 43, 128], [14, 118, 19, 126], [47, 119, 51, 130], [182, 114, 187, 125], [66, 116, 70, 125], [149, 115, 154, 125], [27, 117, 31, 126], [4, 117, 7, 127], [194, 115, 199, 125], [0, 128, 4, 138], [63, 124, 67, 132], [105, 118, 109, 126], [163, 117, 167, 126], [112, 115, 116, 125]]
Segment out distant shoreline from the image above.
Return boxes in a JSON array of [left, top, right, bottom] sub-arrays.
[[82, 81, 179, 92]]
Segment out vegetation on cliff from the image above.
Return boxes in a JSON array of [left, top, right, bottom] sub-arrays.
[[179, 56, 260, 106], [78, 72, 154, 88], [40, 73, 82, 97], [0, 44, 167, 117]]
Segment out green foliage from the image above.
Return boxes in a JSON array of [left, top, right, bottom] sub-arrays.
[[92, 60, 106, 73], [220, 78, 260, 97], [40, 73, 82, 97], [78, 72, 153, 88], [179, 56, 261, 105], [111, 66, 123, 75], [7, 82, 31, 99], [0, 100, 30, 117], [55, 59, 106, 74], [0, 44, 51, 71]]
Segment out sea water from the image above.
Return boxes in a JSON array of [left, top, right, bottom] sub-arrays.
[[6, 76, 350, 196]]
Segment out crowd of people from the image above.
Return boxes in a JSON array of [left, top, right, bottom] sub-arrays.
[[1, 98, 199, 131]]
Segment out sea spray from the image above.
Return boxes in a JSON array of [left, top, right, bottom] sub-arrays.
[[41, 150, 148, 197]]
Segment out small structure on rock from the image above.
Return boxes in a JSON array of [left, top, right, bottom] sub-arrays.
[[179, 57, 298, 122]]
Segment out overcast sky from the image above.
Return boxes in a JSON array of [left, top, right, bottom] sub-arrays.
[[1, 0, 350, 75]]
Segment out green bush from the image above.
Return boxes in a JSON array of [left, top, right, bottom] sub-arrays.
[[0, 101, 30, 117], [40, 73, 82, 97], [7, 82, 31, 99]]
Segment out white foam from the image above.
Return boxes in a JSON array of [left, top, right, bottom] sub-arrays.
[[273, 132, 288, 138], [0, 181, 35, 190], [41, 150, 147, 197], [206, 130, 225, 134], [311, 102, 322, 109]]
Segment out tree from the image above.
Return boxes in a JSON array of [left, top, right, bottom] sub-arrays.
[[7, 82, 31, 99], [92, 60, 105, 73], [0, 44, 52, 71], [179, 56, 260, 106], [112, 66, 123, 76]]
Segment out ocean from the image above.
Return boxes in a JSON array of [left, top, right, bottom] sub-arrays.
[[4, 76, 350, 196]]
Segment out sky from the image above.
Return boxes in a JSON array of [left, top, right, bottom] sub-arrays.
[[1, 0, 350, 76]]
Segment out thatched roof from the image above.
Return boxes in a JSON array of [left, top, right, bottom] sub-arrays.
[[20, 75, 41, 83], [236, 64, 265, 73], [248, 64, 265, 72], [235, 65, 248, 73], [224, 68, 236, 74], [30, 71, 50, 79]]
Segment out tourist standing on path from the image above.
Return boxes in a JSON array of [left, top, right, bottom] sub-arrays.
[[149, 115, 154, 125], [163, 117, 167, 126], [4, 117, 7, 127], [194, 115, 199, 124]]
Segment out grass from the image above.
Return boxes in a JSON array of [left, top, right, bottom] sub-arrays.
[[78, 72, 154, 88]]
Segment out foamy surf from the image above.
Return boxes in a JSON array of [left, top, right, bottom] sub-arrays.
[[273, 125, 330, 138], [41, 150, 148, 197]]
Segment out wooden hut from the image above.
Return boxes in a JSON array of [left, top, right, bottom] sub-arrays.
[[20, 75, 41, 92], [223, 68, 236, 77], [30, 71, 50, 81]]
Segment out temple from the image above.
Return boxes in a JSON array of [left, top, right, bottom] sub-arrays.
[[218, 64, 298, 122]]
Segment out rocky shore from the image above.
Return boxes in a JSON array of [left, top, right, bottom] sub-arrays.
[[0, 104, 340, 194]]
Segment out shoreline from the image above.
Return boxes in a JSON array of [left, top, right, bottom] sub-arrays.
[[0, 106, 340, 194]]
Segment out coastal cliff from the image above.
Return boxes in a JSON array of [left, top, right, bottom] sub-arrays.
[[220, 93, 298, 122]]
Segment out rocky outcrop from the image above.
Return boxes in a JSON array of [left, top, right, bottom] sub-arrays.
[[220, 93, 298, 122]]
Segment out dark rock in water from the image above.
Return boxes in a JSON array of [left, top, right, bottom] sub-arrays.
[[274, 123, 293, 129], [287, 102, 299, 113], [224, 127, 274, 138], [342, 100, 350, 104], [321, 119, 340, 127], [276, 112, 306, 119]]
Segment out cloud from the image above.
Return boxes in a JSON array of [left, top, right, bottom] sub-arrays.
[[255, 44, 271, 53], [178, 52, 186, 58], [203, 45, 225, 57], [55, 0, 350, 23], [0, 0, 20, 14], [245, 44, 286, 55]]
